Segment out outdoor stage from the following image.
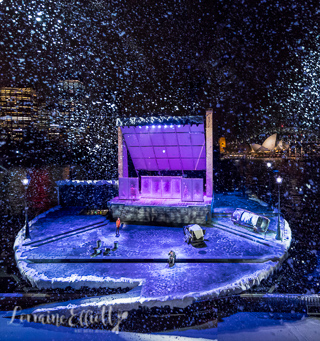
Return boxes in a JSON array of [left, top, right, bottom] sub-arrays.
[[112, 114, 215, 224], [13, 113, 292, 312]]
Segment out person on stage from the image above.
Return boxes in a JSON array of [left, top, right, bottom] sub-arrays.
[[116, 217, 121, 236]]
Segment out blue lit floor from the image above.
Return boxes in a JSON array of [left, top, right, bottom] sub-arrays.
[[14, 206, 290, 306]]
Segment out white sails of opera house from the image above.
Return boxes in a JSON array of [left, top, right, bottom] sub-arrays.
[[251, 133, 289, 153]]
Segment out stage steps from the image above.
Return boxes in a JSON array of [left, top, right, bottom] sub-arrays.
[[22, 220, 109, 248]]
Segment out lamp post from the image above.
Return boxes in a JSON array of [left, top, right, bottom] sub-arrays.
[[21, 174, 31, 240], [276, 176, 282, 241], [266, 162, 272, 208]]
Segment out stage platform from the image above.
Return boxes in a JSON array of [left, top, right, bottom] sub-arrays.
[[14, 199, 291, 311], [108, 196, 213, 225]]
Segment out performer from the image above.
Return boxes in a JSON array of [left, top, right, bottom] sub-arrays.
[[116, 217, 121, 236], [168, 250, 176, 267]]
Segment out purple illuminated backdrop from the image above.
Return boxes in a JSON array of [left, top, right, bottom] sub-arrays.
[[141, 176, 183, 199], [131, 176, 203, 201], [121, 124, 206, 171], [119, 177, 139, 200]]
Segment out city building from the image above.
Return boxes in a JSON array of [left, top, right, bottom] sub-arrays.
[[0, 87, 38, 141]]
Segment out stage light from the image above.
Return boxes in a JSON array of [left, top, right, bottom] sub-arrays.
[[21, 174, 31, 239], [158, 125, 161, 128], [139, 126, 141, 128], [152, 125, 155, 128], [163, 150, 166, 153], [164, 125, 167, 128], [170, 125, 173, 128], [178, 125, 181, 128], [22, 178, 30, 186], [267, 162, 272, 168], [146, 126, 149, 129]]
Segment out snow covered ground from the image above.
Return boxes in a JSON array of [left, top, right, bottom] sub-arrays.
[[14, 197, 291, 309]]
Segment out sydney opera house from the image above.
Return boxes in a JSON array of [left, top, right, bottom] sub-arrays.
[[250, 133, 290, 153]]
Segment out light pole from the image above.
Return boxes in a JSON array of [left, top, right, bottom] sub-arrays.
[[276, 176, 282, 241], [266, 162, 272, 208], [21, 174, 31, 240]]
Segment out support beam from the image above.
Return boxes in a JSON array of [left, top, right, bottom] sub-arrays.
[[118, 127, 128, 178], [206, 109, 213, 198], [118, 127, 123, 178]]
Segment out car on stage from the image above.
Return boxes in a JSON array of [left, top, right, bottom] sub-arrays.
[[231, 208, 270, 233], [184, 224, 206, 245]]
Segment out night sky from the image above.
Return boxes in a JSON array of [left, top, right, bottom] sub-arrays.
[[1, 0, 320, 140]]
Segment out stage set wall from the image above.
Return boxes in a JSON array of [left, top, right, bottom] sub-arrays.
[[110, 203, 211, 225], [56, 181, 118, 208]]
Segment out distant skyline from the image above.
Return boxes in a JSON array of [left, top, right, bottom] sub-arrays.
[[1, 0, 320, 139]]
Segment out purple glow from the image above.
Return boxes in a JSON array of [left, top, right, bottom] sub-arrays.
[[182, 178, 193, 201], [112, 194, 212, 206], [151, 177, 162, 197], [141, 176, 182, 199], [121, 124, 206, 171], [157, 159, 170, 169], [121, 176, 203, 201], [141, 176, 152, 198], [119, 177, 139, 200], [182, 178, 204, 202], [172, 177, 182, 198]]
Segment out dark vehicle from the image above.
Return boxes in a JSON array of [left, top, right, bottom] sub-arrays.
[[184, 224, 206, 244], [231, 208, 270, 233]]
